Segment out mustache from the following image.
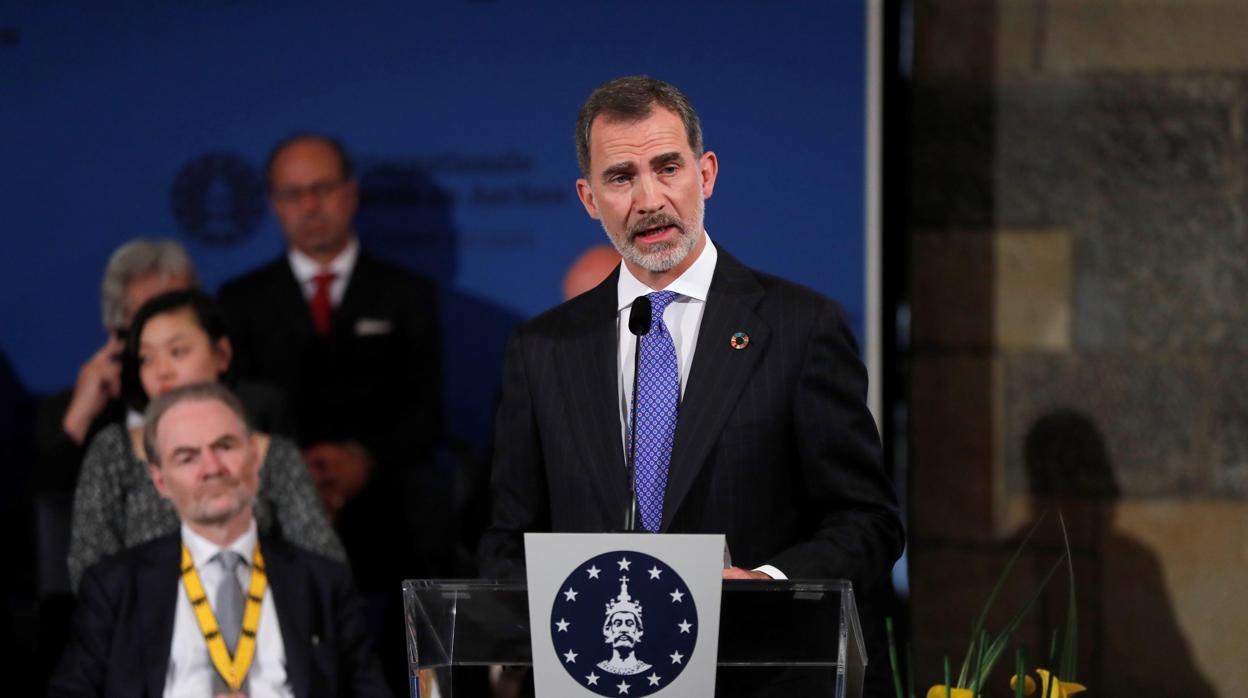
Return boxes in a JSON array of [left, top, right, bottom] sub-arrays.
[[628, 213, 683, 239], [199, 472, 241, 489]]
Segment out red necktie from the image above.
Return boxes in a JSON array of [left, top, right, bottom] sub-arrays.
[[310, 271, 336, 336]]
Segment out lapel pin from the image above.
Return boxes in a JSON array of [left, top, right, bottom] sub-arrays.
[[730, 332, 750, 350]]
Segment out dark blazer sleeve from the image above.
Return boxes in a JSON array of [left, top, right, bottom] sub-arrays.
[[33, 391, 122, 495], [326, 563, 393, 698], [272, 539, 392, 698], [768, 299, 902, 589], [476, 329, 548, 580], [48, 560, 131, 697]]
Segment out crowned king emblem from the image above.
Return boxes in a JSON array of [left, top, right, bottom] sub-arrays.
[[551, 551, 698, 697], [598, 576, 651, 675]]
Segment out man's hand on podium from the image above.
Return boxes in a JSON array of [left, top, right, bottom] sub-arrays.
[[722, 567, 772, 580]]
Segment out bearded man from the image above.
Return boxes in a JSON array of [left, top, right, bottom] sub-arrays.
[[477, 73, 903, 697], [480, 73, 900, 584], [50, 382, 390, 697]]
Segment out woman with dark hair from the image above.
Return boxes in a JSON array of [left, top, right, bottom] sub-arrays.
[[67, 289, 344, 590]]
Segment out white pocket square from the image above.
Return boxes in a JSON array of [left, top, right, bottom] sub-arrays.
[[354, 318, 393, 336]]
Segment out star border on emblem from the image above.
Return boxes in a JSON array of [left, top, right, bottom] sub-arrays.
[[551, 550, 698, 697]]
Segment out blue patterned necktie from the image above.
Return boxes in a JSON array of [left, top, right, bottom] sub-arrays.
[[633, 290, 681, 532]]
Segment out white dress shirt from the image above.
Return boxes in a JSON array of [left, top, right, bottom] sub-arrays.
[[287, 236, 359, 307], [615, 235, 717, 414], [612, 234, 784, 580], [165, 520, 292, 698]]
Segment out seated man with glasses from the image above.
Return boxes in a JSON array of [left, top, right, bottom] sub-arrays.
[[218, 133, 443, 695]]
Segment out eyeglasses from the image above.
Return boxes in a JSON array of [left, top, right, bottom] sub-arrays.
[[270, 178, 350, 204]]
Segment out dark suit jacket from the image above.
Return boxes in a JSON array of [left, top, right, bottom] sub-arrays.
[[48, 533, 392, 698], [218, 250, 443, 469], [33, 392, 123, 496], [478, 251, 903, 592]]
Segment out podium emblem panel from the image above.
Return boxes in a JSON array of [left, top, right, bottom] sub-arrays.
[[526, 533, 724, 697]]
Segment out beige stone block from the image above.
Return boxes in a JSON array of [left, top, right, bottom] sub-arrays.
[[993, 229, 1071, 351], [996, 0, 1047, 76], [912, 500, 1244, 695], [917, 0, 1248, 78], [1113, 499, 1248, 698], [1039, 1, 1248, 73]]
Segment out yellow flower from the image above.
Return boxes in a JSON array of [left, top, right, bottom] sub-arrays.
[[1009, 668, 1087, 698], [1010, 672, 1037, 695], [925, 686, 974, 698], [1035, 669, 1086, 698]]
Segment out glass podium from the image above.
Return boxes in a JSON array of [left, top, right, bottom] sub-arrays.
[[403, 579, 865, 697]]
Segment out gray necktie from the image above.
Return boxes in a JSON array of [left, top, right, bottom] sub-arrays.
[[211, 551, 247, 694]]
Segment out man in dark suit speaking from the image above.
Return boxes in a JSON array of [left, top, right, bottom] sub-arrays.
[[50, 382, 390, 697], [478, 75, 903, 592]]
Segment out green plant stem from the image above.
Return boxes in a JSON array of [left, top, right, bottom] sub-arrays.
[[957, 515, 1047, 687], [886, 617, 905, 698], [1015, 647, 1025, 698], [944, 656, 952, 698], [973, 554, 1067, 690], [1058, 511, 1079, 683]]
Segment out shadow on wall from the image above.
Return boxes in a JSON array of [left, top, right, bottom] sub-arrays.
[[1018, 408, 1214, 698], [354, 163, 522, 572]]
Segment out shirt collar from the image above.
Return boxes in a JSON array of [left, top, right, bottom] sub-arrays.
[[180, 517, 258, 570], [616, 232, 718, 311], [287, 236, 359, 284]]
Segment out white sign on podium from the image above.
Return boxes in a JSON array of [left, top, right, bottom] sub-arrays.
[[525, 533, 724, 698]]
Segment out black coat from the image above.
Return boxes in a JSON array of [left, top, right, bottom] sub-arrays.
[[218, 250, 443, 469], [478, 250, 903, 591], [49, 533, 392, 698], [219, 250, 447, 588]]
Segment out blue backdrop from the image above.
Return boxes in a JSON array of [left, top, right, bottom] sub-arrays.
[[0, 1, 867, 451]]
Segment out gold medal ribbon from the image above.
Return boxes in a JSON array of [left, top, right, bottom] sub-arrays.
[[180, 542, 267, 692]]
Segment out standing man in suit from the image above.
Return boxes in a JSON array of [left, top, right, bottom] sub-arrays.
[[50, 381, 390, 697], [219, 134, 444, 693], [478, 76, 902, 680]]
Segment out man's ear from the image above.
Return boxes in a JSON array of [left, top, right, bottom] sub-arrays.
[[148, 462, 169, 499], [699, 150, 719, 200], [250, 433, 265, 474], [576, 179, 602, 220]]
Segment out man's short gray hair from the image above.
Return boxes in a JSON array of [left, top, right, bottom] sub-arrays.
[[575, 75, 703, 179], [101, 239, 199, 330], [143, 382, 251, 467]]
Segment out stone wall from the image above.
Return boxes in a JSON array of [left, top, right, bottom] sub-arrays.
[[906, 2, 1248, 696]]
